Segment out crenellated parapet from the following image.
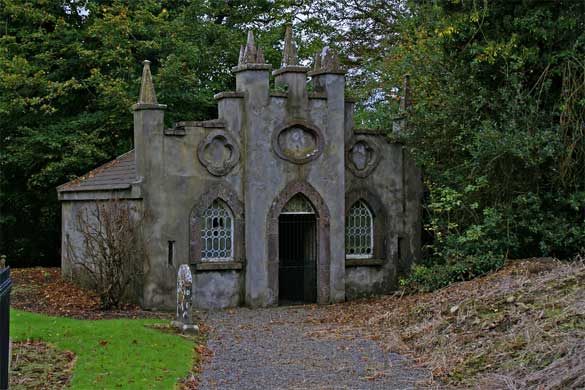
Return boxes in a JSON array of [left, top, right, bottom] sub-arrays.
[[224, 28, 348, 121]]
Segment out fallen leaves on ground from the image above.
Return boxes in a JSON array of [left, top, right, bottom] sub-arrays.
[[10, 267, 169, 320], [320, 257, 585, 389], [9, 340, 75, 390], [177, 343, 213, 390]]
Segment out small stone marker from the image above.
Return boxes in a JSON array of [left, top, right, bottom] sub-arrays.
[[171, 264, 198, 334]]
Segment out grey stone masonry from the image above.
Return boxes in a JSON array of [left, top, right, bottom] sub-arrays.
[[58, 28, 423, 310]]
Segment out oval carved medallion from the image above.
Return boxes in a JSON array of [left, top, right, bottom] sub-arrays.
[[272, 121, 324, 164]]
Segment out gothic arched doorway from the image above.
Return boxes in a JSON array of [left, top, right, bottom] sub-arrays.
[[267, 181, 331, 306], [278, 194, 317, 304]]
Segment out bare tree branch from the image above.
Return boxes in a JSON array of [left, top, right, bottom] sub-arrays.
[[65, 199, 146, 309]]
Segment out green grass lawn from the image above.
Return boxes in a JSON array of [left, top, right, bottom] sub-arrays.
[[10, 310, 196, 389]]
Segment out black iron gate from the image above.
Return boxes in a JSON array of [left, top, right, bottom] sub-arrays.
[[278, 214, 317, 304], [0, 267, 11, 390]]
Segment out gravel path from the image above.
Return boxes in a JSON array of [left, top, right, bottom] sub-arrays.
[[198, 305, 428, 390]]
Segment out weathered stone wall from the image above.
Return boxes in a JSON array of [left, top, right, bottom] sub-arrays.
[[60, 35, 422, 310], [192, 270, 242, 309], [133, 64, 420, 309], [236, 65, 346, 307], [136, 100, 246, 309], [344, 104, 423, 299], [60, 196, 144, 303]]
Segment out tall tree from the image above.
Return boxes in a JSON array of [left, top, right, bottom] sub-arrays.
[[380, 0, 585, 289], [0, 0, 285, 265]]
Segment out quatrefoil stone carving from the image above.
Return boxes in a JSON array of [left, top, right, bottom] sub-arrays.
[[197, 130, 241, 176]]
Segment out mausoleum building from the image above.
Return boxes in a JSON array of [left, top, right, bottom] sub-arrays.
[[58, 29, 422, 309]]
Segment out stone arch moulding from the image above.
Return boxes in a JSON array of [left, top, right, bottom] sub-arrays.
[[197, 129, 241, 176], [189, 183, 244, 264], [345, 188, 388, 261], [271, 120, 324, 164], [266, 180, 331, 305], [345, 135, 381, 178]]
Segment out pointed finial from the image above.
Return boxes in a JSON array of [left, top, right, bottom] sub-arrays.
[[238, 30, 267, 65], [243, 31, 257, 63], [320, 47, 340, 72], [138, 60, 158, 104], [282, 25, 298, 67]]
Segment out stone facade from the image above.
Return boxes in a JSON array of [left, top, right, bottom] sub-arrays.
[[58, 28, 422, 310]]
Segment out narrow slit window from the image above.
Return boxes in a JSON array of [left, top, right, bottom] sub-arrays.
[[345, 200, 374, 258], [168, 241, 175, 266]]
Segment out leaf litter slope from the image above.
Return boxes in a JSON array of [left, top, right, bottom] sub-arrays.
[[10, 267, 169, 319], [320, 257, 585, 389]]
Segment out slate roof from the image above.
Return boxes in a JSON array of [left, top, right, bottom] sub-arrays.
[[57, 150, 137, 192]]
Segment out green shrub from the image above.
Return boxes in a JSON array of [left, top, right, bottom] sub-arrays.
[[388, 0, 585, 292], [402, 253, 505, 293]]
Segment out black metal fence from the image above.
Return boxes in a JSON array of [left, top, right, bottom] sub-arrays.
[[0, 267, 11, 390]]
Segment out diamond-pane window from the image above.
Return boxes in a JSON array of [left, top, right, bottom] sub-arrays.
[[201, 199, 233, 261], [345, 200, 373, 258], [281, 194, 315, 214]]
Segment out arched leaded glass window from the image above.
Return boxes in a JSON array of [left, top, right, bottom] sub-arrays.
[[201, 199, 234, 261], [345, 200, 374, 258]]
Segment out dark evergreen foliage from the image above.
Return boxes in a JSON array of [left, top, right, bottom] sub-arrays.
[[385, 0, 585, 290], [0, 0, 285, 265], [1, 0, 583, 286]]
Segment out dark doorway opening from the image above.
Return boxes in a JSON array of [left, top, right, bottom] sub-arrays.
[[278, 214, 317, 304]]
